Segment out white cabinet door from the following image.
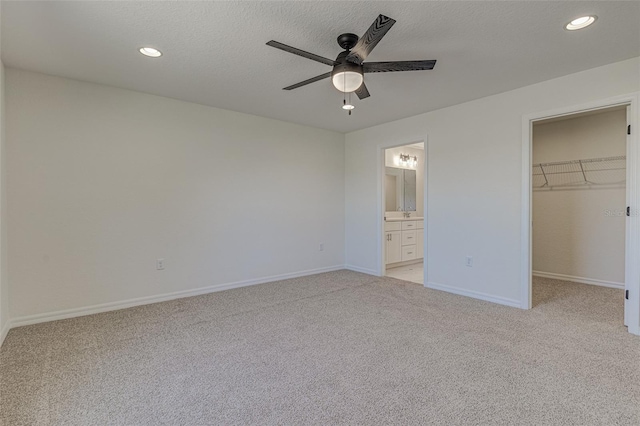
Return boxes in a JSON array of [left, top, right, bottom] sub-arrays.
[[386, 231, 402, 264], [416, 228, 424, 259]]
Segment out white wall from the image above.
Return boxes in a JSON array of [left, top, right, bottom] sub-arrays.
[[533, 109, 627, 285], [0, 7, 8, 344], [345, 57, 639, 306], [6, 69, 345, 320], [384, 145, 424, 218]]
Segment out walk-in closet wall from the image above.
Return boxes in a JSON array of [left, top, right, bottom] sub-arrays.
[[532, 108, 627, 285]]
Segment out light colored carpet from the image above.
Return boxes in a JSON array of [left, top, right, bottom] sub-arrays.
[[1, 271, 638, 425]]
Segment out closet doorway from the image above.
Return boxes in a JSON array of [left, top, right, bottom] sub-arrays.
[[524, 97, 639, 334]]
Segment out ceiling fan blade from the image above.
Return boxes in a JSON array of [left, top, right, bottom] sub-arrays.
[[364, 60, 437, 73], [266, 41, 337, 67], [283, 72, 332, 90], [355, 82, 370, 100], [346, 15, 396, 65]]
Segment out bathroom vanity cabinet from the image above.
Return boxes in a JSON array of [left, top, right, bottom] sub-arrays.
[[384, 219, 424, 266]]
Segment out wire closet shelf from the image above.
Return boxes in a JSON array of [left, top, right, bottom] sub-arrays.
[[533, 155, 626, 189]]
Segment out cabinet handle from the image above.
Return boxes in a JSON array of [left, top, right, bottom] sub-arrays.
[[408, 251, 413, 254], [408, 236, 413, 239]]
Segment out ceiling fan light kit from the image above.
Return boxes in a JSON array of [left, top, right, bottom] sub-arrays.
[[332, 51, 364, 93], [266, 14, 437, 114]]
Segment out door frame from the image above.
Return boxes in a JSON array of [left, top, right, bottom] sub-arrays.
[[520, 93, 640, 335], [377, 136, 429, 285]]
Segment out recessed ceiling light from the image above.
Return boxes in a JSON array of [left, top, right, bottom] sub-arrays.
[[139, 47, 162, 58], [565, 15, 597, 31]]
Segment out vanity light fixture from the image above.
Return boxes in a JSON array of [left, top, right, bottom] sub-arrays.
[[565, 15, 597, 31], [399, 153, 418, 168], [139, 47, 162, 58]]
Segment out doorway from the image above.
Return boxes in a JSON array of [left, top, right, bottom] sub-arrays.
[[532, 106, 627, 323], [381, 142, 426, 285], [522, 94, 640, 335]]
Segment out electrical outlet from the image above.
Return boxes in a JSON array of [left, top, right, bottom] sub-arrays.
[[319, 243, 324, 251], [465, 256, 473, 267], [156, 258, 165, 270]]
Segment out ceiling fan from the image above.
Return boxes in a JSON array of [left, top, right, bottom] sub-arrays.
[[266, 14, 436, 108]]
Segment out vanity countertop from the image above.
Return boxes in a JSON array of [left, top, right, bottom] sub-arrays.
[[385, 217, 424, 222]]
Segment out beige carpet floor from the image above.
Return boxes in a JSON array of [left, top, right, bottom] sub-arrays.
[[1, 271, 638, 425]]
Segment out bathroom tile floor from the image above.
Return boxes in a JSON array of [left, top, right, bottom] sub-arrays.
[[385, 262, 424, 284]]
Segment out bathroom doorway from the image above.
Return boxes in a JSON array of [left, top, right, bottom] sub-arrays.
[[382, 142, 426, 284]]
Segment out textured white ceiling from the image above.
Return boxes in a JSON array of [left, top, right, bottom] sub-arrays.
[[2, 1, 639, 133]]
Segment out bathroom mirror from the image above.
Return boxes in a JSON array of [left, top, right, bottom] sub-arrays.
[[385, 167, 417, 212]]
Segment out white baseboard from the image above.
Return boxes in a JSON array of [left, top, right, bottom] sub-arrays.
[[8, 265, 345, 330], [425, 281, 521, 308], [532, 271, 624, 289], [0, 321, 10, 347], [344, 264, 379, 276]]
